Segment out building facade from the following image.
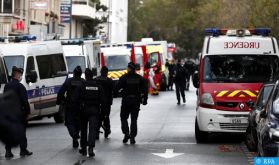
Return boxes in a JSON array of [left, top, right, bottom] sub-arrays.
[[0, 0, 63, 40], [97, 0, 128, 43]]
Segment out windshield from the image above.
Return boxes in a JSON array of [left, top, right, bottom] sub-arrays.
[[136, 54, 143, 66], [105, 55, 130, 71], [203, 55, 279, 83], [149, 52, 162, 66], [66, 56, 86, 73], [0, 57, 7, 84], [4, 56, 24, 76]]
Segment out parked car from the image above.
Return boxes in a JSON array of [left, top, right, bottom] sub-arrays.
[[257, 81, 279, 156], [245, 84, 274, 151]]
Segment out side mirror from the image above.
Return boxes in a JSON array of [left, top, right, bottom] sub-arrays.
[[192, 71, 199, 88], [135, 63, 140, 70], [92, 68, 97, 77], [247, 100, 254, 109], [26, 70, 38, 83], [260, 110, 267, 118], [271, 130, 279, 142]]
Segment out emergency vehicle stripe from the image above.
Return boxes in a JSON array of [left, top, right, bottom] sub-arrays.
[[243, 90, 257, 97], [227, 90, 241, 97], [216, 90, 229, 97]]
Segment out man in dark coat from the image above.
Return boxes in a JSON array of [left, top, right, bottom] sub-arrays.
[[57, 66, 85, 148], [115, 62, 148, 144], [183, 59, 195, 91], [3, 66, 32, 158], [95, 66, 114, 139], [174, 60, 187, 105]]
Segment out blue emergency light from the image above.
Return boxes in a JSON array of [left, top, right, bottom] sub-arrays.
[[15, 35, 37, 42], [254, 28, 271, 36], [205, 28, 220, 36]]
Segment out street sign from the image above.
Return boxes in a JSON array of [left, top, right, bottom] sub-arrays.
[[152, 149, 184, 159], [60, 0, 71, 23]]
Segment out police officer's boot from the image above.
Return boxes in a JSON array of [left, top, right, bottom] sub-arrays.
[[79, 148, 87, 156], [20, 149, 33, 156], [88, 147, 95, 157], [104, 130, 111, 139], [130, 137, 136, 144], [123, 134, 130, 143], [183, 97, 186, 103], [5, 149, 14, 158], [73, 139, 79, 148]]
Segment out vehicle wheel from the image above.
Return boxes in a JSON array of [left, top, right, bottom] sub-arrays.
[[245, 125, 257, 152], [195, 118, 208, 143], [54, 104, 65, 123]]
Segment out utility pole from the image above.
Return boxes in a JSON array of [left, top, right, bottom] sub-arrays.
[[69, 0, 72, 39]]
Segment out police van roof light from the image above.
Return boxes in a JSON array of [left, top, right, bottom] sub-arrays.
[[205, 28, 228, 36], [249, 28, 271, 36]]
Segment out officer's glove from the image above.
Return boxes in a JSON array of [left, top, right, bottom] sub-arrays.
[[143, 100, 148, 105]]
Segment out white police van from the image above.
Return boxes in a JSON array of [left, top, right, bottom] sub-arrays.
[[0, 56, 7, 93], [193, 28, 279, 142], [62, 39, 101, 78], [0, 36, 68, 123]]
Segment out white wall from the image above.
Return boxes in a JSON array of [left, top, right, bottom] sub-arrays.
[[97, 0, 128, 43]]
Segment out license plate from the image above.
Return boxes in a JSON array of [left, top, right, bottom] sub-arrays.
[[231, 118, 242, 124]]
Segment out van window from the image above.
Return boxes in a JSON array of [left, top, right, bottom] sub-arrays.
[[136, 54, 143, 66], [0, 57, 7, 84], [3, 56, 24, 76], [203, 55, 279, 83], [66, 56, 86, 73], [105, 55, 130, 71], [36, 54, 67, 79]]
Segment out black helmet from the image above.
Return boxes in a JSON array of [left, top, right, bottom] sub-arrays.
[[128, 62, 136, 70], [73, 66, 82, 77], [101, 66, 109, 76], [85, 68, 93, 79]]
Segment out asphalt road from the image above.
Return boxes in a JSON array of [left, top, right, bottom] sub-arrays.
[[0, 86, 254, 165]]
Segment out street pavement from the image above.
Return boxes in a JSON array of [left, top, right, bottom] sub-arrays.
[[0, 86, 253, 165]]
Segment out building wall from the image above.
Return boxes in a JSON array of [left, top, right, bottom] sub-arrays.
[[97, 0, 127, 43]]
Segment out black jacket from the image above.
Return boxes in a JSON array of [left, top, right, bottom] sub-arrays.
[[174, 64, 187, 83], [115, 71, 148, 103], [57, 77, 85, 105], [4, 78, 30, 115], [95, 75, 113, 105]]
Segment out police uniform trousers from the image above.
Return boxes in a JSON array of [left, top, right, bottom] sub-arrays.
[[65, 103, 81, 140], [120, 96, 140, 138], [5, 116, 27, 151], [99, 104, 111, 132], [80, 105, 100, 148], [175, 81, 186, 102]]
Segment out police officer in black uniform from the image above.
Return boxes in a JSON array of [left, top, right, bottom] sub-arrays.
[[115, 62, 148, 144], [57, 66, 85, 148], [174, 60, 187, 105], [4, 66, 32, 158], [183, 59, 195, 91], [79, 68, 104, 157], [95, 66, 113, 139]]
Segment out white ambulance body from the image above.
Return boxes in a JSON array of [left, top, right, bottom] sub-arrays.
[[62, 39, 101, 78], [194, 28, 279, 142], [0, 38, 68, 123]]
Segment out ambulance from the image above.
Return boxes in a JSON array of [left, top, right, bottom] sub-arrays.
[[100, 45, 131, 80], [61, 39, 101, 78], [0, 36, 68, 123], [193, 28, 279, 142]]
